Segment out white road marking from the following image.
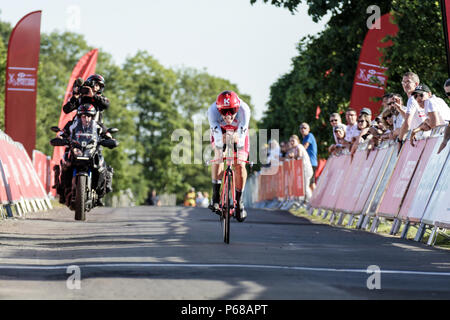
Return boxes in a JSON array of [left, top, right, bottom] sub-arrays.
[[0, 263, 449, 277]]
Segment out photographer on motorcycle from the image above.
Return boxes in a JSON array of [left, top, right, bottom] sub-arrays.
[[63, 74, 110, 124], [60, 74, 114, 204], [58, 104, 118, 207]]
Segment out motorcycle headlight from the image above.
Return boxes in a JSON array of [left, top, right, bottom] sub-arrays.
[[73, 148, 82, 157]]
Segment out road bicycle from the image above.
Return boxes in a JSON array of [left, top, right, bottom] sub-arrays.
[[210, 135, 248, 244]]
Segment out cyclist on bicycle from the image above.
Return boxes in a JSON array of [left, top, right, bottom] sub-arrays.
[[207, 90, 250, 222]]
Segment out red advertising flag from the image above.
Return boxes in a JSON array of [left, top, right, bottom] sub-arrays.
[[349, 13, 398, 116], [4, 11, 41, 158], [51, 49, 98, 186], [440, 0, 450, 76]]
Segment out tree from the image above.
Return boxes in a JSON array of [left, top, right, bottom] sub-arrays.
[[254, 1, 392, 158], [383, 1, 448, 97]]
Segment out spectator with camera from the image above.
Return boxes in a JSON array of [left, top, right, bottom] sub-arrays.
[[329, 124, 347, 155], [63, 74, 110, 124]]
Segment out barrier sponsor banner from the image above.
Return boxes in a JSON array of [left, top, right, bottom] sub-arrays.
[[335, 149, 366, 212], [377, 139, 426, 218], [365, 144, 398, 216], [359, 144, 394, 216], [277, 164, 284, 199], [0, 138, 23, 203], [398, 136, 446, 222], [33, 150, 49, 194], [4, 11, 41, 158], [310, 156, 335, 208], [320, 154, 352, 210], [350, 148, 378, 214], [14, 143, 47, 199], [283, 161, 290, 199], [293, 160, 305, 197], [0, 152, 8, 204], [421, 150, 450, 227]]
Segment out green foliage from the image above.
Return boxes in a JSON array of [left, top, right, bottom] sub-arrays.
[[255, 0, 448, 161], [259, 1, 391, 158], [383, 1, 448, 97]]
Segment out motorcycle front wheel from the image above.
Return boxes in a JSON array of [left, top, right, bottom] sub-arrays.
[[75, 175, 87, 221]]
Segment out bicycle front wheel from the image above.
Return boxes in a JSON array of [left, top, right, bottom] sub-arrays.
[[223, 171, 231, 244]]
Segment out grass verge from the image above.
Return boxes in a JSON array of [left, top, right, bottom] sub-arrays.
[[289, 207, 450, 250]]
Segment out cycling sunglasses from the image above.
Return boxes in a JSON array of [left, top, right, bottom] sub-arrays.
[[219, 108, 237, 116]]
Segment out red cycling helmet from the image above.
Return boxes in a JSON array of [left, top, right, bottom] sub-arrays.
[[216, 91, 240, 116]]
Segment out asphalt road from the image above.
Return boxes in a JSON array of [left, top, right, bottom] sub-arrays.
[[0, 205, 449, 300]]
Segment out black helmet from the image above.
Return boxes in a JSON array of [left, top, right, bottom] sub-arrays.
[[85, 74, 105, 93], [77, 104, 97, 117]]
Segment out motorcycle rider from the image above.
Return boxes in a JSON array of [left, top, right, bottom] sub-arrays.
[[61, 74, 114, 201], [57, 104, 117, 207]]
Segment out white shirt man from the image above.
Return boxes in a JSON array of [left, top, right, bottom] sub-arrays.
[[410, 84, 450, 145], [424, 95, 450, 123], [343, 109, 360, 145], [405, 95, 427, 130]]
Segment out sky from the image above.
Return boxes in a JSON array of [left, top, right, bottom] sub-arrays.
[[0, 0, 329, 120]]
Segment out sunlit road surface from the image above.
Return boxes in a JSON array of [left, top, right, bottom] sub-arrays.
[[0, 205, 449, 299]]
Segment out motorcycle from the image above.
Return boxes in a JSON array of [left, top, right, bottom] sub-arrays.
[[50, 124, 118, 221]]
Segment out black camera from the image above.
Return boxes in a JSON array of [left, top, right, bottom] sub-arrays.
[[80, 86, 92, 95]]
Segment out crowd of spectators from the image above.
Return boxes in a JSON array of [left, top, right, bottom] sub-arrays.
[[260, 72, 450, 202], [328, 73, 450, 156]]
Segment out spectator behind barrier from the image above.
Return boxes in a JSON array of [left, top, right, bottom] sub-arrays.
[[267, 139, 281, 167], [329, 113, 342, 143], [287, 134, 313, 201], [351, 114, 372, 155], [410, 84, 450, 146], [299, 122, 318, 191], [196, 192, 209, 208], [329, 124, 347, 155], [343, 108, 360, 150], [389, 93, 406, 140], [360, 107, 372, 122], [398, 72, 425, 144], [280, 141, 288, 160], [184, 188, 196, 207], [380, 108, 395, 141], [438, 79, 450, 154]]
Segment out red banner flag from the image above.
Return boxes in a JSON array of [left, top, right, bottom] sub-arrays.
[[440, 0, 450, 76], [4, 11, 42, 158], [50, 49, 98, 190], [349, 13, 398, 116]]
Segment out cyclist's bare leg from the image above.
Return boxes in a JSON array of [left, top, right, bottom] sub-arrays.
[[233, 152, 248, 221], [233, 160, 247, 191]]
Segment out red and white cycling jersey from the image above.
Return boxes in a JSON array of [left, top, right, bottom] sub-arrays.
[[207, 97, 251, 150]]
